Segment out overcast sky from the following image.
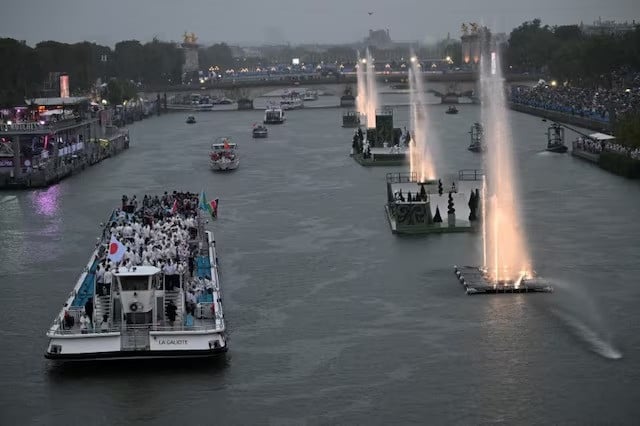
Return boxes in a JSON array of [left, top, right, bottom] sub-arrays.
[[2, 0, 638, 46]]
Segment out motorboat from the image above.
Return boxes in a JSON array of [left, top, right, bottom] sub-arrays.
[[468, 122, 484, 152], [446, 106, 459, 114], [280, 94, 304, 110], [546, 123, 568, 153], [303, 90, 318, 101], [340, 86, 356, 107], [252, 125, 268, 138], [264, 104, 285, 124], [186, 115, 196, 124], [210, 137, 239, 171]]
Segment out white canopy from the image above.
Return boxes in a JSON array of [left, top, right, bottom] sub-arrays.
[[589, 132, 615, 141]]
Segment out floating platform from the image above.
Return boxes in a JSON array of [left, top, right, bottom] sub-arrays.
[[353, 149, 408, 167], [453, 266, 553, 295], [384, 171, 483, 235]]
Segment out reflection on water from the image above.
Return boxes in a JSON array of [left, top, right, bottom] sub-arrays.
[[30, 184, 61, 217]]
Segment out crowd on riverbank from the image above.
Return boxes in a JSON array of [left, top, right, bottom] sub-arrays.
[[510, 71, 640, 123]]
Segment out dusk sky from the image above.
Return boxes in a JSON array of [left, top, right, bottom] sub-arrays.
[[2, 0, 638, 46]]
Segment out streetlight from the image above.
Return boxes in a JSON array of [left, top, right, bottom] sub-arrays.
[[410, 56, 417, 63]]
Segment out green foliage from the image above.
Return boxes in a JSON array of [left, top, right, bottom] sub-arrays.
[[615, 113, 640, 149], [0, 38, 42, 107], [506, 19, 640, 83], [199, 43, 234, 70], [106, 79, 138, 105], [598, 151, 640, 178]]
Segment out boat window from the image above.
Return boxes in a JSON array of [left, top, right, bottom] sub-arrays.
[[120, 276, 149, 291]]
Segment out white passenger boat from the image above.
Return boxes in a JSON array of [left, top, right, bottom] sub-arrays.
[[280, 94, 304, 110], [264, 104, 285, 124], [210, 137, 239, 171], [45, 192, 227, 361]]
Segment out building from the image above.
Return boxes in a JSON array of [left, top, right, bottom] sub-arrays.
[[365, 29, 393, 49], [580, 19, 637, 35]]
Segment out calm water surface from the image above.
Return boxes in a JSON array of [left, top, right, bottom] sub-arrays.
[[1, 98, 640, 425]]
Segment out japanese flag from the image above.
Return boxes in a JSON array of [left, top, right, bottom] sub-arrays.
[[107, 235, 126, 263]]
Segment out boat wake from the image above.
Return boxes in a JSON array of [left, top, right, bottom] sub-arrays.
[[546, 278, 622, 360], [550, 308, 622, 360]]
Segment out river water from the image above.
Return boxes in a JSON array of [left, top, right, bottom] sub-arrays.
[[1, 97, 640, 425]]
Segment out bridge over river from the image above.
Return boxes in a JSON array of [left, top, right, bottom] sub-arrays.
[[138, 72, 541, 106]]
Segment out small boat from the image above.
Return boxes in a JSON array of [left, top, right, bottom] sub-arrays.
[[214, 97, 233, 105], [210, 137, 239, 171], [264, 104, 285, 124], [186, 115, 196, 124], [303, 90, 318, 101], [546, 123, 568, 153], [252, 125, 268, 138], [340, 86, 356, 107], [468, 122, 484, 152], [280, 94, 304, 110], [445, 106, 459, 115], [44, 192, 227, 361]]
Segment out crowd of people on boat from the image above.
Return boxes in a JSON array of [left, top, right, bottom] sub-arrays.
[[63, 191, 219, 332], [510, 71, 640, 122]]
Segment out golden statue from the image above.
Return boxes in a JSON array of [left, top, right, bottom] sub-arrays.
[[461, 23, 468, 35], [469, 22, 479, 34], [183, 31, 198, 44]]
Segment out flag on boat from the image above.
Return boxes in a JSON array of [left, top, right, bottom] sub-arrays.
[[107, 235, 126, 263], [223, 139, 230, 150], [171, 199, 178, 214], [210, 198, 219, 218], [198, 190, 217, 219]]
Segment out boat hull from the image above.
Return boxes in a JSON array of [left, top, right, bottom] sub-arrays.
[[211, 160, 240, 171], [546, 145, 568, 153], [252, 132, 268, 138], [45, 331, 228, 361]]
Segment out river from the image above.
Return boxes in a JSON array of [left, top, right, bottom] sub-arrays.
[[1, 97, 639, 425]]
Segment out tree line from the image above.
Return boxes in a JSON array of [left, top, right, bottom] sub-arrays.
[[0, 38, 238, 106], [504, 19, 640, 86]]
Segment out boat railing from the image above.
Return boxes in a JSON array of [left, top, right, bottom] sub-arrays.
[[386, 172, 418, 184], [458, 169, 484, 181]]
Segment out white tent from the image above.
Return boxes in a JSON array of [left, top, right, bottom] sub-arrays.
[[589, 132, 615, 141]]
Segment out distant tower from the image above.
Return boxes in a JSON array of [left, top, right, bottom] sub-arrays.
[[181, 32, 200, 75]]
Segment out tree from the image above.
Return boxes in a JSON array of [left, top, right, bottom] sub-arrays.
[[0, 38, 42, 106], [200, 43, 234, 70], [615, 113, 640, 149], [438, 179, 443, 196], [433, 206, 443, 223], [447, 192, 455, 214]]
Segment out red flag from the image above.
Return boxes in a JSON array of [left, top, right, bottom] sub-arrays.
[[223, 140, 230, 150], [171, 199, 178, 214], [209, 199, 218, 218]]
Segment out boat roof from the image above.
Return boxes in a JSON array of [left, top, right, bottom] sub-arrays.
[[25, 96, 90, 106], [113, 266, 161, 276], [212, 142, 237, 148], [589, 132, 615, 141]]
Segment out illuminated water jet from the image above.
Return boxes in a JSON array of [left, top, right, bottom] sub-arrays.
[[364, 49, 379, 129], [480, 47, 531, 282], [407, 59, 437, 182], [355, 53, 368, 122]]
